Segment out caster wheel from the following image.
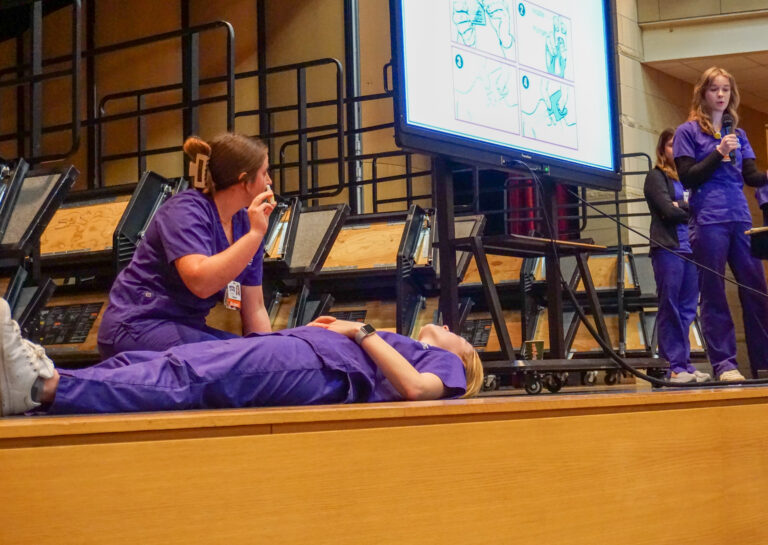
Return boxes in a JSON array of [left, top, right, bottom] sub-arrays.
[[524, 373, 542, 395], [581, 370, 597, 386], [482, 374, 499, 392], [604, 370, 619, 385], [544, 372, 565, 393]]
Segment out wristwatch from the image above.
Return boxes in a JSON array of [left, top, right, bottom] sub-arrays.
[[354, 323, 376, 345]]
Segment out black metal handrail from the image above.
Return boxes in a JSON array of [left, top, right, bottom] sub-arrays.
[[0, 0, 81, 163]]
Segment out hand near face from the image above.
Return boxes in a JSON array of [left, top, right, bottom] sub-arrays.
[[306, 316, 363, 339], [247, 189, 276, 237]]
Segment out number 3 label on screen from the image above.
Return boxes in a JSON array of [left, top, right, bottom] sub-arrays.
[[225, 281, 242, 310]]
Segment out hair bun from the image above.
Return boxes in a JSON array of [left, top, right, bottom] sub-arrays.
[[183, 136, 212, 160]]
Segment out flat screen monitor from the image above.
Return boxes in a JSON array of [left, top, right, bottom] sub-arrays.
[[390, 0, 621, 190]]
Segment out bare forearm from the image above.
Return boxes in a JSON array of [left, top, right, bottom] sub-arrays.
[[360, 334, 444, 400], [180, 231, 263, 298], [243, 304, 271, 334]]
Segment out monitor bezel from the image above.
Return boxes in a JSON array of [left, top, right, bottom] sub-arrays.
[[389, 0, 623, 191]]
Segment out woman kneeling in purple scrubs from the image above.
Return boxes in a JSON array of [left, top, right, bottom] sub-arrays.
[[0, 302, 485, 415], [97, 133, 276, 358]]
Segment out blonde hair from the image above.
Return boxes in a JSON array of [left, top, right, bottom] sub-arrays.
[[183, 133, 268, 195], [459, 348, 484, 398], [688, 66, 740, 137], [655, 128, 678, 181]]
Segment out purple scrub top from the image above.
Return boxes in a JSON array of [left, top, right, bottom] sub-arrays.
[[236, 327, 468, 403], [99, 189, 264, 340], [674, 120, 754, 225]]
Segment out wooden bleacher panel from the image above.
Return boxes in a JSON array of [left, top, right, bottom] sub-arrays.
[[322, 221, 404, 271], [462, 310, 523, 352], [0, 277, 9, 296], [40, 198, 130, 256], [642, 311, 706, 355], [410, 296, 440, 338], [575, 253, 636, 291], [327, 300, 397, 332], [534, 310, 646, 352], [531, 253, 636, 291], [270, 293, 298, 331], [460, 254, 524, 285]]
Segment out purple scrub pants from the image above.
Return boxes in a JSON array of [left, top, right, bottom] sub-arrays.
[[48, 340, 349, 414], [692, 222, 768, 377], [98, 320, 238, 359], [650, 249, 699, 374]]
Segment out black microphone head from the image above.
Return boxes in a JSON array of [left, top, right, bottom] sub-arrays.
[[722, 112, 734, 132]]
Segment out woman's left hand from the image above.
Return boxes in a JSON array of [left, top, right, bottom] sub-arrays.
[[307, 316, 363, 339]]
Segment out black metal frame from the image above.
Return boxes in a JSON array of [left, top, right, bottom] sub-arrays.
[[0, 0, 81, 163]]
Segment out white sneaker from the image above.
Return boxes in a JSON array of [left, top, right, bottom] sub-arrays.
[[693, 370, 712, 382], [718, 369, 746, 382], [670, 371, 697, 384], [0, 299, 54, 416]]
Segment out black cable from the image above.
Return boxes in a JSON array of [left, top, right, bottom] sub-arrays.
[[512, 159, 768, 388], [566, 185, 768, 300]]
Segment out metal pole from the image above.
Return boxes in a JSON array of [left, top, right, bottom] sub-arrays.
[[29, 0, 42, 161], [433, 157, 459, 330], [343, 0, 363, 213], [257, 0, 270, 152], [86, 0, 97, 187], [181, 0, 199, 138]]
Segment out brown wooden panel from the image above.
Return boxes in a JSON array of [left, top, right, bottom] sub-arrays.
[[2, 391, 768, 544], [40, 200, 130, 256], [328, 300, 397, 332], [576, 254, 636, 290], [461, 255, 524, 284], [535, 311, 646, 352], [465, 310, 523, 352], [0, 276, 10, 296], [411, 297, 440, 338], [271, 294, 297, 331], [322, 222, 404, 270]]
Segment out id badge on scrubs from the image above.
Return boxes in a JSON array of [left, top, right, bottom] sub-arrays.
[[224, 281, 242, 310]]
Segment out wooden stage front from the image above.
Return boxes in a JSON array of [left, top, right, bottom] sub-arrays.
[[2, 387, 768, 544]]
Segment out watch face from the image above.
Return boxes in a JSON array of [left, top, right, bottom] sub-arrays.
[[361, 324, 376, 335]]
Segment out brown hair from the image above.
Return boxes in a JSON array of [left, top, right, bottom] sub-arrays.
[[183, 133, 268, 194], [655, 128, 678, 181], [460, 348, 484, 398], [688, 66, 740, 137]]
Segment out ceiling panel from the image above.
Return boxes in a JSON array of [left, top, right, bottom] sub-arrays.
[[646, 52, 768, 114]]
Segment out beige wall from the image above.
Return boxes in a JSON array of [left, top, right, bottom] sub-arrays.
[[638, 0, 768, 23]]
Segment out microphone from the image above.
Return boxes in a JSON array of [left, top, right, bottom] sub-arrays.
[[722, 113, 736, 162]]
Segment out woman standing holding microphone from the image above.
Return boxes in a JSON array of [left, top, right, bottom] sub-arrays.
[[674, 67, 768, 380], [97, 133, 276, 358]]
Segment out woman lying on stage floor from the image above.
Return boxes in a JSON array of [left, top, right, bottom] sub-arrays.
[[0, 301, 484, 416]]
